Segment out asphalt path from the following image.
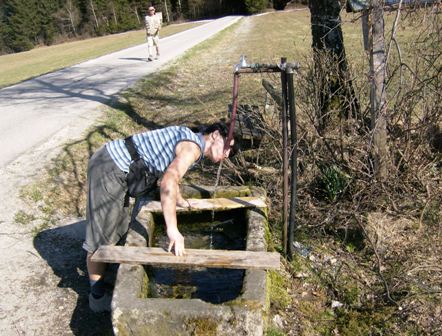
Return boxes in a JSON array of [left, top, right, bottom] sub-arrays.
[[0, 15, 241, 335], [0, 16, 241, 168]]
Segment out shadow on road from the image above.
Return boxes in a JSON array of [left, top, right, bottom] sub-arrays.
[[33, 220, 115, 336], [119, 57, 150, 62]]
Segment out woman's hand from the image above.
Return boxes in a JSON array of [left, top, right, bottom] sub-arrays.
[[176, 197, 191, 209], [167, 227, 185, 256]]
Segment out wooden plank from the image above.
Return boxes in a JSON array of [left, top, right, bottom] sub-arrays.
[[91, 246, 280, 270], [142, 196, 266, 213], [262, 79, 283, 107]]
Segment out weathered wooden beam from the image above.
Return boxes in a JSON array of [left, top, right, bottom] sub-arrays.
[[91, 246, 280, 270], [262, 79, 283, 107], [142, 196, 266, 213]]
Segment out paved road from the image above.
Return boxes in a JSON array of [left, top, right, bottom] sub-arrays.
[[0, 16, 241, 335], [0, 16, 241, 168]]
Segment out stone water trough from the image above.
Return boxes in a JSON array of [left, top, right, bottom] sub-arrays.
[[111, 185, 272, 335]]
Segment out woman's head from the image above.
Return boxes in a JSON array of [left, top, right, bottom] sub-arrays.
[[201, 121, 234, 163], [201, 121, 229, 138]]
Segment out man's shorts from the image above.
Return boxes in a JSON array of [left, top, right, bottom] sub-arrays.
[[82, 145, 129, 253], [147, 34, 159, 47]]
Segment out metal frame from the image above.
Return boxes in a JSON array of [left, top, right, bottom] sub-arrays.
[[226, 56, 300, 260]]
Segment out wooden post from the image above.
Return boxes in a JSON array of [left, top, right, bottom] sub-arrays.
[[370, 0, 388, 179], [280, 58, 289, 256], [287, 66, 297, 261], [362, 9, 369, 51]]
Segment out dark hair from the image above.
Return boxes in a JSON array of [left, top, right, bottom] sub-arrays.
[[202, 121, 241, 157], [201, 121, 229, 138]]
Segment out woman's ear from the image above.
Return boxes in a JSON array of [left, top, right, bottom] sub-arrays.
[[210, 130, 220, 141]]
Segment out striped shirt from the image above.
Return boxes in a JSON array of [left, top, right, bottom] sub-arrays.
[[106, 126, 205, 175]]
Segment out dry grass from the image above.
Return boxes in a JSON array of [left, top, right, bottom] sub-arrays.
[[23, 6, 441, 336], [0, 22, 204, 89]]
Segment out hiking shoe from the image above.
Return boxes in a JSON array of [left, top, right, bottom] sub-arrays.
[[155, 54, 160, 60], [89, 293, 112, 313], [147, 57, 153, 61]]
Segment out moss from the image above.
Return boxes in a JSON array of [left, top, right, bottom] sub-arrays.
[[266, 327, 286, 336], [180, 185, 252, 199], [268, 270, 291, 309], [297, 300, 335, 335], [341, 283, 360, 306], [264, 219, 273, 250], [289, 253, 307, 273], [140, 272, 150, 299], [185, 317, 218, 336], [212, 188, 252, 198], [338, 310, 370, 335], [263, 272, 272, 331], [336, 308, 396, 336]]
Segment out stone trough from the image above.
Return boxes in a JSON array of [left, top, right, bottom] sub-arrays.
[[111, 185, 271, 336]]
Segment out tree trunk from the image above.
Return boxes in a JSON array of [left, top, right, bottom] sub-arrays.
[[66, 0, 77, 36], [161, 0, 170, 23], [370, 0, 388, 179], [90, 0, 99, 30], [177, 0, 183, 18], [111, 2, 118, 26], [308, 0, 359, 132], [133, 7, 140, 24]]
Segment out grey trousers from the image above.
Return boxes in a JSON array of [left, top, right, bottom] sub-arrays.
[[83, 145, 129, 253]]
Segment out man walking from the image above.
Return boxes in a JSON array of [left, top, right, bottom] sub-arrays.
[[145, 6, 161, 61], [84, 122, 234, 312]]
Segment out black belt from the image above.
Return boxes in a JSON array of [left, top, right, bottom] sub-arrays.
[[124, 136, 140, 161]]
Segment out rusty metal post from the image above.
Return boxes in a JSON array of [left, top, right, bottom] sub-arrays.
[[280, 57, 289, 255], [287, 65, 297, 261], [225, 56, 300, 258], [225, 71, 240, 152]]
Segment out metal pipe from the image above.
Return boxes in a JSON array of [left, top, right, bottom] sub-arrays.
[[225, 56, 300, 260], [235, 62, 300, 74], [280, 57, 289, 256], [225, 71, 240, 152], [287, 66, 297, 261]]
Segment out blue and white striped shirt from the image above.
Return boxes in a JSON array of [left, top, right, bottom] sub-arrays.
[[105, 126, 205, 175]]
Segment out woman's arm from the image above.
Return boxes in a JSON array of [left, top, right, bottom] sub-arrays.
[[160, 141, 200, 256]]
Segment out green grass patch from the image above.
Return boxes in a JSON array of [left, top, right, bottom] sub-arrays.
[[19, 185, 44, 203], [266, 327, 286, 336], [268, 270, 291, 309], [14, 210, 36, 225], [297, 300, 335, 335], [335, 307, 397, 336], [0, 22, 204, 89]]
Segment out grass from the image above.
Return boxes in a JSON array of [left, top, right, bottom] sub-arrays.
[[14, 210, 36, 225], [29, 10, 322, 218], [19, 6, 441, 335], [0, 21, 204, 89]]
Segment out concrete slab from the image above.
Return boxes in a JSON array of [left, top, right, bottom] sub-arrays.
[[112, 185, 271, 335]]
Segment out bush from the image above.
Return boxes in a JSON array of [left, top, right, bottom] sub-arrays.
[[312, 163, 350, 202], [244, 0, 269, 14]]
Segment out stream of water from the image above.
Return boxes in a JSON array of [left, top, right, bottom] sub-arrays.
[[211, 161, 224, 222]]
